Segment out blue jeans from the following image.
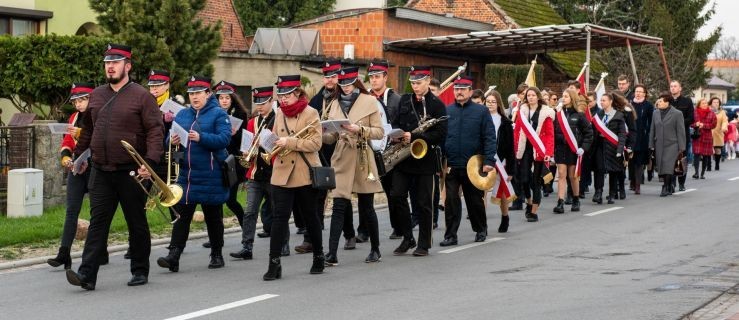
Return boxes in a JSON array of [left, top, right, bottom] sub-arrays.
[[60, 169, 90, 247], [241, 180, 270, 245]]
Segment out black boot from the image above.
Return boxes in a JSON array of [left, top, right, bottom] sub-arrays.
[[564, 193, 573, 205], [607, 192, 615, 204], [553, 199, 565, 214], [157, 247, 182, 272], [715, 155, 721, 171], [324, 252, 339, 266], [281, 243, 290, 257], [571, 197, 581, 212], [660, 185, 669, 197], [524, 203, 533, 220], [47, 246, 71, 269], [208, 248, 225, 269], [592, 189, 603, 204], [311, 253, 325, 274], [263, 257, 282, 281], [229, 243, 253, 260], [619, 186, 626, 200], [498, 215, 509, 233], [365, 249, 382, 263]]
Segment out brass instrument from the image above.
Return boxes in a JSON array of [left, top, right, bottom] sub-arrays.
[[240, 115, 270, 168], [261, 118, 319, 162], [121, 140, 183, 223], [356, 121, 376, 182], [382, 115, 448, 173], [168, 138, 180, 185], [467, 155, 497, 190]]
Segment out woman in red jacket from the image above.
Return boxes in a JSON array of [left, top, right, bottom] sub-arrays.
[[691, 98, 717, 179], [513, 87, 554, 222]]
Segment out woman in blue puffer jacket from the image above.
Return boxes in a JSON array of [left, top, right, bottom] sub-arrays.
[[157, 76, 232, 272]]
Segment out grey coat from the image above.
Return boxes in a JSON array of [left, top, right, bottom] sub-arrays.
[[649, 106, 686, 175]]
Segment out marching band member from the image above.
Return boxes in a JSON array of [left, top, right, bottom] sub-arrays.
[[596, 92, 629, 204], [297, 59, 351, 254], [485, 90, 515, 233], [367, 60, 403, 239], [264, 75, 325, 280], [214, 80, 248, 228], [157, 76, 231, 272], [513, 87, 554, 222], [230, 86, 275, 260], [440, 76, 496, 246], [389, 66, 447, 256], [552, 89, 593, 213], [323, 67, 385, 265], [67, 44, 163, 290], [48, 83, 108, 269]]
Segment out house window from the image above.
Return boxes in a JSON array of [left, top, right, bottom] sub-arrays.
[[12, 18, 37, 36], [0, 18, 8, 35]]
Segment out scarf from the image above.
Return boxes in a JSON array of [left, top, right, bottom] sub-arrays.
[[632, 97, 645, 104], [156, 90, 170, 106], [697, 106, 712, 119], [323, 87, 335, 103], [281, 97, 308, 118], [339, 89, 359, 115]]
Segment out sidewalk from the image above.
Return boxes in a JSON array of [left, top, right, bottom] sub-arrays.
[[681, 266, 739, 320]]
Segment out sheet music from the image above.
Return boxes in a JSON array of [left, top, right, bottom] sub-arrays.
[[258, 129, 278, 153], [72, 149, 90, 175], [240, 129, 254, 153], [321, 119, 351, 134], [170, 121, 189, 147], [229, 116, 243, 132], [371, 124, 393, 151], [48, 123, 71, 135], [160, 99, 186, 116]]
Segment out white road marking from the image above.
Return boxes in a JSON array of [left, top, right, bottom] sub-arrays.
[[728, 176, 739, 181], [439, 237, 505, 254], [584, 207, 624, 217], [673, 188, 696, 195], [163, 294, 278, 320]]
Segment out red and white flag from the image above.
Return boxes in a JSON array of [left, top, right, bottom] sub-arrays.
[[491, 156, 516, 205]]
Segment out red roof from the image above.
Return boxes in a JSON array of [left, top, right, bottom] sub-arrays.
[[705, 60, 739, 68], [196, 0, 248, 52]]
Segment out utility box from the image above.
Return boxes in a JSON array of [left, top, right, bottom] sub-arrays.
[[7, 168, 43, 218]]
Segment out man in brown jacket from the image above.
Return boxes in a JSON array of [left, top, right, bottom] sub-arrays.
[[66, 43, 164, 290]]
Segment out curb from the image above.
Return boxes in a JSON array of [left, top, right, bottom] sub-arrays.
[[0, 203, 388, 271]]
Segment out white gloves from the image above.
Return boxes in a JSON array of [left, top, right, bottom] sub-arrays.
[[576, 148, 584, 156]]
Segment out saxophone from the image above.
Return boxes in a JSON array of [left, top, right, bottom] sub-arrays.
[[382, 115, 449, 173]]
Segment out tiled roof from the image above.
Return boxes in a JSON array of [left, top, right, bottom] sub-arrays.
[[706, 60, 739, 68]]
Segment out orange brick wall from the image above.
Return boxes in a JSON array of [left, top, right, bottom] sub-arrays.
[[301, 10, 387, 59], [383, 14, 469, 42], [197, 0, 248, 52], [408, 0, 509, 28]]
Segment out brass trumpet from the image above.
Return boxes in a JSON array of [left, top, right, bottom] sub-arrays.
[[240, 117, 269, 168], [261, 118, 319, 162], [121, 140, 183, 222]]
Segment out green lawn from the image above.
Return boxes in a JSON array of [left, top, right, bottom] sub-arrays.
[[0, 188, 245, 249]]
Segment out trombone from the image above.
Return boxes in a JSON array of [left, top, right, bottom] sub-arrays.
[[121, 140, 183, 223]]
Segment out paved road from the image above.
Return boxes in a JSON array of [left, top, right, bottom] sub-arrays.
[[3, 162, 739, 319]]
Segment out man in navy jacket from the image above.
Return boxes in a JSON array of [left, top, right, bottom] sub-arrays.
[[441, 76, 497, 245]]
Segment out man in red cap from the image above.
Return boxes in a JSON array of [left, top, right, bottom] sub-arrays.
[[66, 43, 164, 290]]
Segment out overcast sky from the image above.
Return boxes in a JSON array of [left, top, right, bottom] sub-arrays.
[[698, 0, 738, 40]]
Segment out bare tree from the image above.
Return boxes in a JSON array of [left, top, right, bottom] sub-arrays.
[[711, 36, 739, 60]]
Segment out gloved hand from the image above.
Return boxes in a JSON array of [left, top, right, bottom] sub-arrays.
[[576, 148, 584, 156]]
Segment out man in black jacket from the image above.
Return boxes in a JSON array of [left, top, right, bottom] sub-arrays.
[[367, 60, 403, 239], [669, 80, 694, 191], [441, 76, 496, 245], [389, 66, 447, 256]]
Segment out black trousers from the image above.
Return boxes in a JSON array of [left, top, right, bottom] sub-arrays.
[[270, 185, 322, 258], [302, 191, 352, 244], [328, 194, 379, 256], [390, 170, 434, 250], [381, 169, 400, 233], [225, 182, 244, 226], [170, 203, 224, 250], [78, 168, 150, 281], [444, 168, 486, 239], [607, 171, 621, 196]]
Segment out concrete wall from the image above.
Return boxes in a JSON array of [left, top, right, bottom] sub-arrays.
[[0, 0, 35, 9], [213, 54, 303, 88], [35, 0, 98, 35], [31, 120, 64, 208], [693, 88, 730, 104]]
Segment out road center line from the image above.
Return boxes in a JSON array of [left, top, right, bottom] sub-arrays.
[[728, 176, 739, 181], [439, 237, 504, 254], [584, 207, 624, 217], [163, 294, 278, 320], [673, 188, 696, 195]]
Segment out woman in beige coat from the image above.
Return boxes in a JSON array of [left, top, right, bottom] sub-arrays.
[[710, 97, 728, 171], [263, 75, 324, 281], [323, 67, 384, 265]]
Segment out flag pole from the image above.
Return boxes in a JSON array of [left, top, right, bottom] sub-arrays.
[[439, 63, 467, 91]]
